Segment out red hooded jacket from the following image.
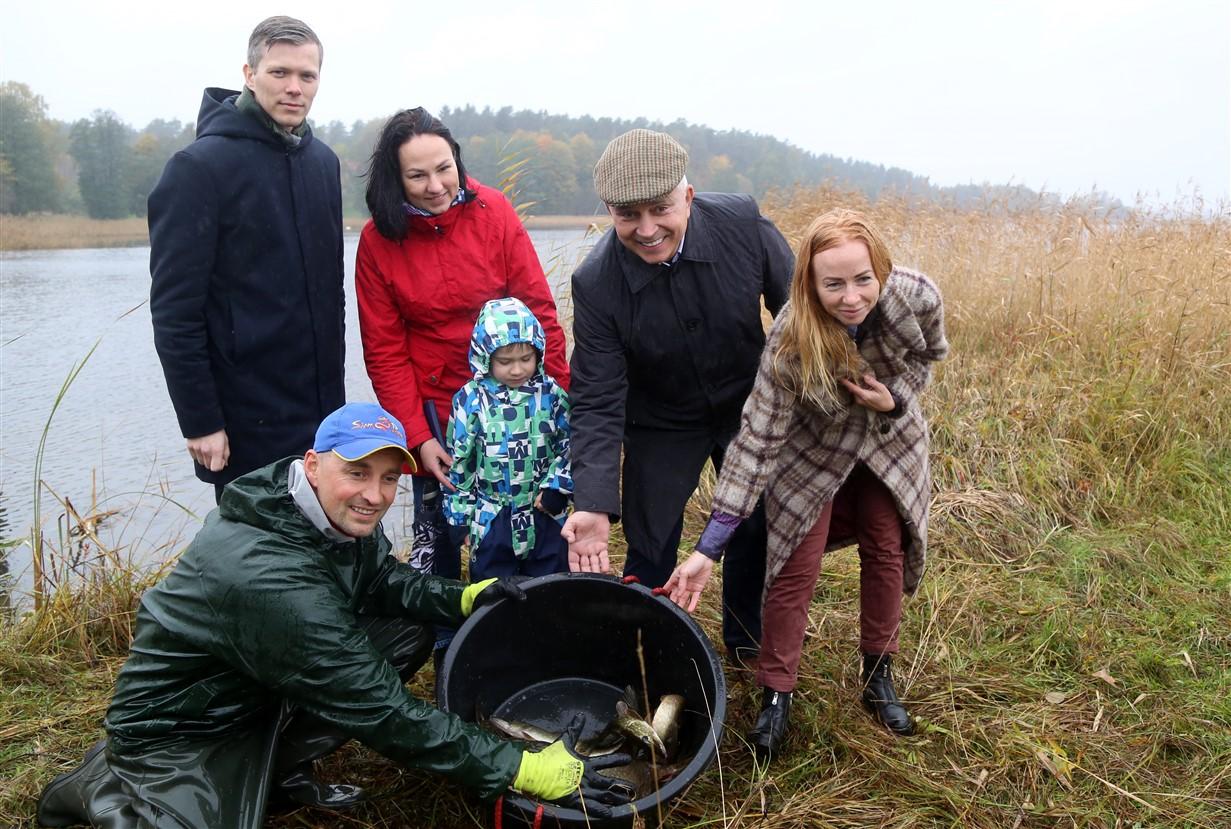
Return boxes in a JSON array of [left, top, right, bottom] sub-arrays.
[[356, 181, 570, 470]]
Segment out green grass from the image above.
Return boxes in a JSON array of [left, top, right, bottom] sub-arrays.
[[3, 187, 1229, 827]]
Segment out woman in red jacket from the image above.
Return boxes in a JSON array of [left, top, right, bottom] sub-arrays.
[[356, 108, 570, 665]]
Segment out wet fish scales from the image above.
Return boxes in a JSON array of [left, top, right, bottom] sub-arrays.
[[599, 761, 684, 799], [651, 694, 684, 758], [486, 716, 558, 745], [615, 699, 669, 759]]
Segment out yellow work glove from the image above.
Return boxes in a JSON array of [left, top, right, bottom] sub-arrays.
[[460, 576, 530, 617], [513, 738, 583, 801], [511, 714, 636, 816]]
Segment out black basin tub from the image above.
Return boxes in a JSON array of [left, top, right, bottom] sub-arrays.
[[439, 572, 727, 828]]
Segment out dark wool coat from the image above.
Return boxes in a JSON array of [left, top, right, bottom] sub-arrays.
[[148, 88, 345, 485], [569, 192, 794, 518], [710, 268, 948, 599]]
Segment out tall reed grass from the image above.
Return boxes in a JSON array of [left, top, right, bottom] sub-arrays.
[[0, 215, 150, 251], [3, 186, 1228, 827]]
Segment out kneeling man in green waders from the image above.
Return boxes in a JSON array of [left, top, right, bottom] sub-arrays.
[[37, 403, 633, 828]]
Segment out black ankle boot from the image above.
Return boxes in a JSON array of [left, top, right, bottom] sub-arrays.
[[748, 687, 791, 762], [861, 653, 914, 736], [274, 764, 365, 810]]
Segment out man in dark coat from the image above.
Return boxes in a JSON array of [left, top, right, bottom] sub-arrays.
[[36, 403, 634, 829], [149, 16, 345, 502], [563, 129, 793, 660]]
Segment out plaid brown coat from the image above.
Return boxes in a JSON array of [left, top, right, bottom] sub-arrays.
[[710, 267, 948, 600]]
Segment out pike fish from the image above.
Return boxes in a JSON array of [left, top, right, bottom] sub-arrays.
[[615, 687, 669, 760], [599, 760, 684, 799], [486, 716, 558, 746], [484, 716, 625, 757], [650, 693, 684, 759]]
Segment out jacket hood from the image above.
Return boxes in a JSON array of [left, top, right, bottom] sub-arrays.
[[195, 87, 312, 149], [218, 456, 319, 542], [467, 297, 546, 381]]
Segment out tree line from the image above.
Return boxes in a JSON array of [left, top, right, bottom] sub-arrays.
[[2, 81, 1108, 220]]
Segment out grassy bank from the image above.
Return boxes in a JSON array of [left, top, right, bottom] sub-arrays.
[[3, 187, 1229, 827], [0, 215, 150, 251], [523, 214, 611, 230], [0, 213, 608, 252]]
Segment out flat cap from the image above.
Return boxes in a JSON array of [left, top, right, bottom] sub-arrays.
[[593, 129, 688, 205]]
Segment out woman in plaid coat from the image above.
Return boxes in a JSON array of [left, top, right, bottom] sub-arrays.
[[664, 209, 948, 761]]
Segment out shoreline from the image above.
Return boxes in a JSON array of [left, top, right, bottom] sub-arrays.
[[0, 214, 609, 253]]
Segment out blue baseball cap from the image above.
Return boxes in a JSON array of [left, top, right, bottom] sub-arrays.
[[313, 403, 417, 471]]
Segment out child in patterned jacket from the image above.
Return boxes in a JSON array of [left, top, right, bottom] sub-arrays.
[[444, 297, 572, 579]]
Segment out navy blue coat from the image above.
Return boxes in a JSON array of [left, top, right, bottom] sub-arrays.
[[149, 88, 345, 485]]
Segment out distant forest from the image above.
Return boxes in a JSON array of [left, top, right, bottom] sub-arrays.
[[1, 82, 1114, 219]]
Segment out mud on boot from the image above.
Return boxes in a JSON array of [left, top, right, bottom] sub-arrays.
[[861, 653, 914, 736]]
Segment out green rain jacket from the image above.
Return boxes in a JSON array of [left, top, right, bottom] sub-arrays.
[[103, 458, 523, 808]]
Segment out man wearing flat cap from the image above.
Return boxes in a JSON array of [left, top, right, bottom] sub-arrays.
[[563, 129, 793, 661]]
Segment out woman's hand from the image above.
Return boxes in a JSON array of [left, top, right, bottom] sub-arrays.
[[663, 552, 715, 613], [842, 373, 895, 412], [417, 438, 456, 490]]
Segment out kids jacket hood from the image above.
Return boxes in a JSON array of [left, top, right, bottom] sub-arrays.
[[467, 297, 547, 383]]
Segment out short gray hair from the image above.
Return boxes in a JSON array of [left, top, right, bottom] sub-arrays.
[[247, 16, 323, 70]]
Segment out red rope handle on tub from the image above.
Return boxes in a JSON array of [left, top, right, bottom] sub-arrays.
[[621, 575, 640, 584], [493, 794, 544, 829]]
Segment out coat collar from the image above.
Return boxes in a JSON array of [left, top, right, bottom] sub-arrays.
[[405, 177, 483, 236], [287, 459, 354, 544], [616, 201, 717, 294], [870, 270, 927, 353]]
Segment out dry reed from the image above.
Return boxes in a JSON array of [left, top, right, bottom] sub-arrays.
[[3, 185, 1229, 828], [0, 215, 150, 251]]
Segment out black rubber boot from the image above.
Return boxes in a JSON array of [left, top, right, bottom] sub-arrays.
[[861, 653, 914, 736], [274, 764, 366, 810], [748, 687, 791, 763], [36, 740, 106, 827]]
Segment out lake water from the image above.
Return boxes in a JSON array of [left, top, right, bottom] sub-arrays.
[[0, 228, 596, 604]]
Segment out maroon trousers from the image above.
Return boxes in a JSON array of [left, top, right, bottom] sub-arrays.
[[756, 463, 905, 692]]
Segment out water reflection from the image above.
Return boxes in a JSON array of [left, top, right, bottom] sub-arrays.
[[0, 229, 594, 609]]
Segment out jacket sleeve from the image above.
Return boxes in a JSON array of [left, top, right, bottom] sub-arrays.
[[207, 555, 522, 800], [355, 231, 432, 449], [567, 270, 626, 518], [148, 151, 225, 439], [878, 272, 948, 406], [758, 213, 794, 317], [539, 387, 573, 496], [363, 554, 469, 622], [444, 388, 480, 526], [499, 200, 572, 390], [709, 314, 799, 519]]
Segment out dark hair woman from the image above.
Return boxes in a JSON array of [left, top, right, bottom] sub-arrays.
[[355, 107, 571, 665]]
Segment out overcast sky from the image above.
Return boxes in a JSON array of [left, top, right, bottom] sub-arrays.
[[4, 0, 1228, 207]]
